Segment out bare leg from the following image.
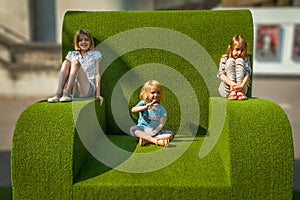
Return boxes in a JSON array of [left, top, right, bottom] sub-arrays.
[[56, 60, 71, 94], [133, 130, 158, 144], [76, 67, 91, 97], [48, 60, 71, 102], [155, 134, 174, 140], [61, 60, 81, 98], [133, 130, 170, 146]]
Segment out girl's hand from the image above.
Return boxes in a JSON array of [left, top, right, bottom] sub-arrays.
[[232, 83, 243, 92], [146, 100, 156, 109], [96, 96, 103, 105], [230, 82, 237, 91]]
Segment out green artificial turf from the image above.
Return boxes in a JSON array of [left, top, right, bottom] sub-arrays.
[[11, 99, 105, 199], [11, 10, 294, 200], [70, 98, 293, 199], [12, 99, 294, 199], [73, 136, 232, 199], [61, 10, 254, 134], [224, 98, 294, 199]]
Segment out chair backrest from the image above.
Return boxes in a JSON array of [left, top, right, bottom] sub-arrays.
[[62, 10, 253, 135]]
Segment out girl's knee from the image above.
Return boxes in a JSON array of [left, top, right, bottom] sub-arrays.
[[61, 60, 71, 71], [71, 59, 81, 67], [62, 59, 71, 66], [236, 58, 244, 66], [165, 130, 174, 138], [227, 58, 236, 66]]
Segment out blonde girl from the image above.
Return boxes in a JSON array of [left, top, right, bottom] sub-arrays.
[[130, 80, 174, 147], [48, 29, 103, 104], [217, 35, 251, 100]]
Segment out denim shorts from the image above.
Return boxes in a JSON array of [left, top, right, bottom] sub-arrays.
[[73, 81, 95, 98], [129, 125, 174, 141]]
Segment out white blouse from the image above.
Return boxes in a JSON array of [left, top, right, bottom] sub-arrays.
[[65, 50, 102, 80]]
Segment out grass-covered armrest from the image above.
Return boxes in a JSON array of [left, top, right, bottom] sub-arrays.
[[210, 98, 294, 199], [11, 10, 294, 199], [11, 98, 294, 199], [11, 99, 105, 199]]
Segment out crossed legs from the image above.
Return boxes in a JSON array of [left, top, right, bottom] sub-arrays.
[[133, 129, 173, 147]]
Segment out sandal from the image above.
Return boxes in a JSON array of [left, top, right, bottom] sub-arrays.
[[227, 90, 237, 100], [237, 92, 247, 100], [156, 138, 169, 147], [59, 91, 73, 102]]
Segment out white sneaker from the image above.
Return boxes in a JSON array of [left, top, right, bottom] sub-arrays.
[[59, 95, 72, 102], [47, 96, 60, 103]]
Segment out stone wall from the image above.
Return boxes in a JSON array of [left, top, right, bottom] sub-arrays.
[[0, 32, 61, 98]]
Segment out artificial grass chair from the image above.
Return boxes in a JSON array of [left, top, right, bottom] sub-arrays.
[[11, 10, 294, 199]]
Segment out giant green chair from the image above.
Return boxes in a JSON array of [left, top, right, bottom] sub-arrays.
[[11, 10, 294, 199]]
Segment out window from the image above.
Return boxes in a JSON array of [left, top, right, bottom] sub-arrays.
[[293, 25, 300, 61], [255, 24, 282, 62], [29, 0, 56, 42]]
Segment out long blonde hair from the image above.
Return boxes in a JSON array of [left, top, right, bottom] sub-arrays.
[[73, 29, 95, 51], [226, 35, 248, 58], [139, 80, 163, 103]]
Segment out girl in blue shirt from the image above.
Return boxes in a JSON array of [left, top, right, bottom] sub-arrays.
[[130, 80, 174, 147]]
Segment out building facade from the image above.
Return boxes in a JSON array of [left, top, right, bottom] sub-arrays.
[[1, 0, 300, 97], [1, 0, 298, 43]]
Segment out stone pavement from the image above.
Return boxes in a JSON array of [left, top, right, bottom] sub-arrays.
[[0, 76, 299, 192], [0, 96, 37, 187]]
